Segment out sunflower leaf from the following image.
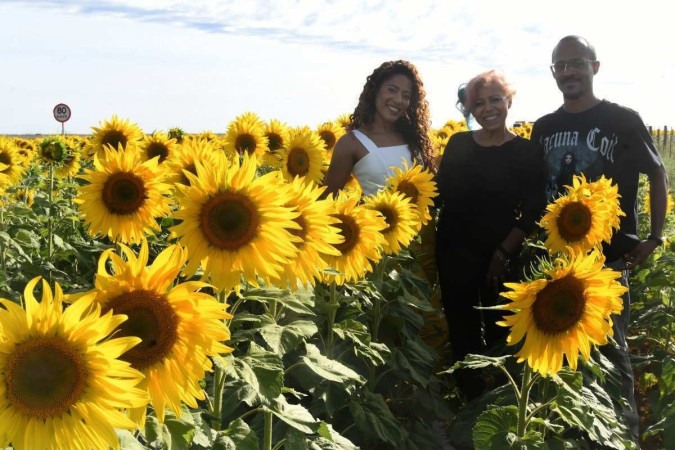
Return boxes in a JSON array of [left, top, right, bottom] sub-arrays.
[[390, 337, 436, 387], [116, 429, 146, 450], [258, 316, 318, 355], [472, 405, 519, 449], [302, 343, 366, 385], [213, 418, 259, 450], [230, 343, 284, 403], [145, 415, 173, 449], [440, 354, 512, 374], [316, 421, 360, 449], [268, 395, 319, 434], [280, 289, 315, 314], [349, 390, 408, 446]]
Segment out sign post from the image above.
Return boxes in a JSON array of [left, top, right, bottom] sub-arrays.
[[53, 103, 71, 136]]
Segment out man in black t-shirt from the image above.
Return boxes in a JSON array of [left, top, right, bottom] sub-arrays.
[[531, 35, 669, 444]]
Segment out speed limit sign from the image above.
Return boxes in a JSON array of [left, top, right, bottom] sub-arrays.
[[53, 103, 71, 123]]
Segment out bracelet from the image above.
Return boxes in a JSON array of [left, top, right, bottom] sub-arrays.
[[647, 234, 664, 246]]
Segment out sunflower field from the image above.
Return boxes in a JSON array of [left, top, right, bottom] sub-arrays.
[[0, 114, 672, 450]]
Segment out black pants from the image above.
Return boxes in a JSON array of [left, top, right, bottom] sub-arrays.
[[441, 268, 509, 400]]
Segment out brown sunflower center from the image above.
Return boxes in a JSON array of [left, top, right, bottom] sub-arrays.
[[289, 214, 308, 249], [397, 181, 419, 204], [146, 142, 170, 163], [101, 130, 128, 150], [287, 148, 309, 176], [532, 275, 586, 335], [103, 289, 179, 370], [376, 206, 397, 233], [333, 214, 359, 254], [6, 336, 88, 418], [179, 163, 198, 186], [102, 171, 148, 215], [556, 201, 592, 242], [267, 133, 283, 151], [200, 191, 260, 250], [235, 134, 257, 155], [0, 151, 12, 166], [319, 131, 337, 151]]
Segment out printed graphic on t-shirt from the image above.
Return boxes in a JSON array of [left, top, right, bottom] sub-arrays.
[[540, 127, 618, 199]]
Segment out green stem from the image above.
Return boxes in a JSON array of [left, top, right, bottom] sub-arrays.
[[211, 365, 225, 431], [47, 163, 54, 283], [499, 365, 521, 399], [326, 282, 338, 358], [525, 400, 555, 423], [271, 440, 286, 450], [264, 409, 273, 450], [371, 258, 388, 341], [234, 406, 264, 423], [373, 367, 394, 389], [226, 294, 246, 328], [211, 289, 229, 430], [284, 361, 303, 375], [268, 297, 278, 320], [517, 364, 533, 438]]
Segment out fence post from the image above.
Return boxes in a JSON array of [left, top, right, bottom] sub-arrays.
[[665, 126, 669, 148]]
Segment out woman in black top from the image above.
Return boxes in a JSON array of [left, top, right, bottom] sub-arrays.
[[435, 70, 546, 400]]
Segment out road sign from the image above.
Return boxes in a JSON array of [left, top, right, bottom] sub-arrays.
[[53, 103, 71, 123]]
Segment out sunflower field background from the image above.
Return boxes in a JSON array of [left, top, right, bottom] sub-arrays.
[[0, 115, 672, 450]]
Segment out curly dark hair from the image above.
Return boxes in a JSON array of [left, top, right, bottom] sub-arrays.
[[348, 60, 435, 171]]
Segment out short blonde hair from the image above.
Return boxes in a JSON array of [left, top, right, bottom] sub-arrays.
[[461, 70, 516, 116]]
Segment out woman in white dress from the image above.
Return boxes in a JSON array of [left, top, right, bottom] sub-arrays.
[[324, 60, 435, 196]]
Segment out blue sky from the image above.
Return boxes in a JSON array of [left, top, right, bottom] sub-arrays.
[[2, 0, 673, 134]]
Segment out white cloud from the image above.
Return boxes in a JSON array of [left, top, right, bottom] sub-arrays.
[[1, 0, 673, 134]]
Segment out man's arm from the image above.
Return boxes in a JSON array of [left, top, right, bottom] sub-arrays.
[[625, 164, 669, 267]]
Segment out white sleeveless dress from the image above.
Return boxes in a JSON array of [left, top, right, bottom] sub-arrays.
[[351, 129, 412, 196]]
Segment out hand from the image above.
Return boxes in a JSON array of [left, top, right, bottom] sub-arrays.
[[486, 250, 508, 293], [622, 239, 659, 270]]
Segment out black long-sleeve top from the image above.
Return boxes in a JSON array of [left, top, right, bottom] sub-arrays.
[[435, 132, 547, 250]]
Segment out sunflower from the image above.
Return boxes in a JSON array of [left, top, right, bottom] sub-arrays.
[[334, 113, 352, 131], [573, 175, 623, 231], [140, 132, 178, 165], [55, 147, 82, 178], [75, 147, 173, 244], [13, 188, 35, 207], [0, 138, 25, 187], [75, 240, 233, 426], [363, 190, 419, 255], [316, 121, 346, 158], [386, 162, 438, 226], [342, 174, 363, 198], [164, 138, 228, 188], [262, 119, 290, 169], [0, 277, 147, 450], [171, 154, 300, 292], [223, 112, 269, 161], [272, 178, 343, 289], [643, 191, 674, 215], [322, 191, 387, 285], [540, 174, 622, 254], [87, 115, 144, 160], [497, 249, 626, 376], [197, 130, 218, 142], [281, 126, 326, 185], [38, 136, 68, 164]]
